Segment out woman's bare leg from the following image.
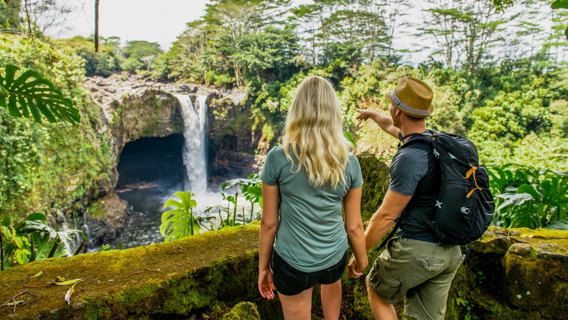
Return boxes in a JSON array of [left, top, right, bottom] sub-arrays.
[[279, 287, 313, 320], [321, 280, 342, 320]]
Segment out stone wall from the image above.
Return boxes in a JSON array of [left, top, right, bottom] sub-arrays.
[[0, 226, 266, 320], [1, 225, 566, 320], [357, 152, 390, 221]]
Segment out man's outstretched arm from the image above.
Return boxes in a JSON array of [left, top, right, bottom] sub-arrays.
[[356, 109, 400, 139]]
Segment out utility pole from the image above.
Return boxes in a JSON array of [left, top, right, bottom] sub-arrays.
[[95, 0, 100, 52]]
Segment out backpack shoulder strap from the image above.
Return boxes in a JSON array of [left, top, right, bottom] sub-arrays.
[[399, 132, 434, 149], [374, 210, 407, 252]]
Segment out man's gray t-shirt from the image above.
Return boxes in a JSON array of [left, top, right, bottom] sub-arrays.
[[388, 147, 429, 196], [389, 135, 440, 237], [261, 146, 363, 272]]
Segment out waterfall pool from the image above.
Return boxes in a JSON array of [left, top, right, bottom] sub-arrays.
[[105, 94, 259, 249]]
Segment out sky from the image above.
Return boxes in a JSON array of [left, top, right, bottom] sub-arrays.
[[49, 0, 544, 66], [54, 0, 315, 51]]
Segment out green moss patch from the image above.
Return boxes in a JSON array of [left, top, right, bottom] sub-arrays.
[[0, 225, 261, 319], [357, 152, 390, 221]]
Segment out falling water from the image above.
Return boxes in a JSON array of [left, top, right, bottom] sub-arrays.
[[176, 94, 209, 195], [82, 212, 92, 245]]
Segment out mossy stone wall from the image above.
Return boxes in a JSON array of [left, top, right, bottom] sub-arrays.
[[357, 152, 390, 221], [0, 226, 264, 319], [1, 226, 567, 319]]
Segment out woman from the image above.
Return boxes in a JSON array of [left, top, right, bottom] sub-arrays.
[[258, 76, 368, 320]]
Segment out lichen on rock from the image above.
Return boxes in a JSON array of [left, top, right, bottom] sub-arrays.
[[221, 302, 260, 320]]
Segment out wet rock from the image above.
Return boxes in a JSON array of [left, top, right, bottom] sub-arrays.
[[508, 243, 533, 257], [85, 193, 129, 246]]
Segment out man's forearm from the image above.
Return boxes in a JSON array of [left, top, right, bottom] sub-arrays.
[[371, 113, 393, 131], [370, 113, 399, 139], [364, 210, 397, 250]]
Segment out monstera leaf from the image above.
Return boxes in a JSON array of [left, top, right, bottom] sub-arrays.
[[0, 65, 80, 125], [547, 218, 568, 230], [160, 191, 201, 242]]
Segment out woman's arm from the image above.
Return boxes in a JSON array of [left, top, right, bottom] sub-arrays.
[[258, 182, 279, 299], [343, 187, 368, 278]]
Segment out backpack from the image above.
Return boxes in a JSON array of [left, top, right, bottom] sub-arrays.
[[376, 131, 495, 252]]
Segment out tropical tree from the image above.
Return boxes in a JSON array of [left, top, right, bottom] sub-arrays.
[[419, 0, 517, 71]]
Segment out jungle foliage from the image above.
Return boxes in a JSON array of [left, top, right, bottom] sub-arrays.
[[490, 165, 568, 229], [0, 35, 112, 216], [1, 213, 85, 270], [145, 0, 568, 172], [160, 175, 263, 242], [1, 0, 568, 233]]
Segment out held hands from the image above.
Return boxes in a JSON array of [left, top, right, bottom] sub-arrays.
[[347, 254, 367, 279], [258, 268, 276, 299]]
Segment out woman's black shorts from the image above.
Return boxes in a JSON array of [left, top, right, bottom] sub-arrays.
[[272, 250, 348, 296]]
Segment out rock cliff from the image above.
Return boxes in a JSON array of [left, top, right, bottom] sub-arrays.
[[52, 75, 261, 245]]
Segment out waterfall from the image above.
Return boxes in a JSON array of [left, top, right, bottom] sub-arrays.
[[176, 94, 209, 195], [82, 212, 92, 239]]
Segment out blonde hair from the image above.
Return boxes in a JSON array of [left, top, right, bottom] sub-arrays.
[[283, 76, 352, 187]]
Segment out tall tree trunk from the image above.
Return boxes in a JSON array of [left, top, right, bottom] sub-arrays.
[[95, 0, 100, 52], [1, 229, 4, 271], [24, 0, 32, 38]]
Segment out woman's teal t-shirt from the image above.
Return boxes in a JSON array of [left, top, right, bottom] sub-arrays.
[[260, 146, 363, 272]]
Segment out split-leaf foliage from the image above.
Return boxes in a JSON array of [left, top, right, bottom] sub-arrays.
[[0, 65, 80, 125]]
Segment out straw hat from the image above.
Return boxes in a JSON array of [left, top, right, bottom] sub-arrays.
[[385, 77, 434, 118]]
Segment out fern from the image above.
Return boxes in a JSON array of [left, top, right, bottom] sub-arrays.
[[0, 65, 80, 125]]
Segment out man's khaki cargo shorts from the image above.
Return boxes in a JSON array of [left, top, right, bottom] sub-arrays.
[[367, 237, 463, 320]]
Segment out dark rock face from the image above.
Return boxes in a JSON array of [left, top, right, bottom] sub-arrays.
[[207, 96, 262, 180], [76, 76, 260, 245], [85, 193, 129, 247], [115, 134, 186, 191]]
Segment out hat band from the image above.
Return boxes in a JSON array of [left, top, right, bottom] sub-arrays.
[[391, 89, 429, 116]]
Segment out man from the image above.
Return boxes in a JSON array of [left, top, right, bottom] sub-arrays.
[[349, 77, 463, 320]]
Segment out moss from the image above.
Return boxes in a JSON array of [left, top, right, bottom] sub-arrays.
[[3, 225, 567, 320], [0, 225, 262, 320], [221, 302, 260, 320], [444, 228, 568, 320], [352, 280, 373, 320], [356, 152, 389, 221]]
